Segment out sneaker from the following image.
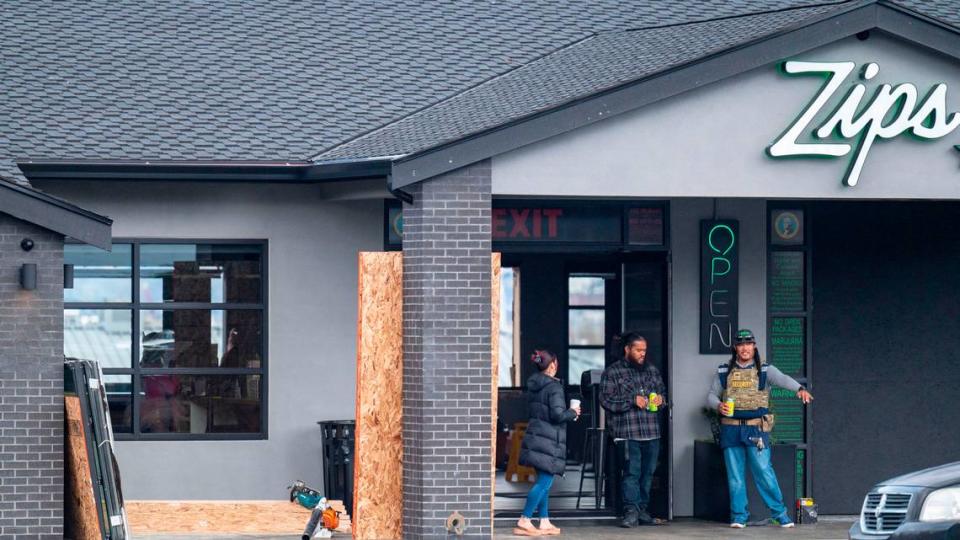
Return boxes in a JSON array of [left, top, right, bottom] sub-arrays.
[[770, 517, 795, 528], [620, 507, 639, 528], [729, 522, 746, 529], [636, 509, 654, 525]]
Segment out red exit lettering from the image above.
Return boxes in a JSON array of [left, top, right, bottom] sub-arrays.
[[492, 208, 563, 239]]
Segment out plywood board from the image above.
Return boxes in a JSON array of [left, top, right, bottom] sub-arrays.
[[125, 501, 321, 535], [490, 254, 502, 530], [354, 252, 404, 540], [65, 395, 100, 540]]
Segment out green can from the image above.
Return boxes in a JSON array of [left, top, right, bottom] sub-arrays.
[[648, 392, 658, 412], [725, 398, 736, 417]]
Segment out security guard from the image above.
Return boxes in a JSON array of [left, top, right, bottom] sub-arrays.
[[706, 329, 813, 529]]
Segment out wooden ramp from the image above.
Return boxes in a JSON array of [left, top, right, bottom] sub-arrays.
[[125, 500, 352, 535]]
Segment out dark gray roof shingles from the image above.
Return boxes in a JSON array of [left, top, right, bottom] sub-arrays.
[[315, 3, 854, 161], [1, 0, 957, 185], [891, 0, 960, 27]]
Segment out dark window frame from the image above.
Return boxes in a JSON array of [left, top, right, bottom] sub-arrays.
[[566, 273, 608, 386], [65, 238, 269, 441]]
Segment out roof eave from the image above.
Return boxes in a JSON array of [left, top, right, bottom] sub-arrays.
[[0, 181, 113, 249], [18, 158, 391, 183]]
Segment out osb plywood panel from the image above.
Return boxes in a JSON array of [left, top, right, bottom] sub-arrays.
[[490, 254, 501, 529], [125, 501, 318, 534], [354, 252, 403, 540], [65, 395, 100, 540]]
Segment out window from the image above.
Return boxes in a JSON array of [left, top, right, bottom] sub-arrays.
[[568, 275, 607, 385], [498, 267, 521, 387], [64, 241, 266, 439]]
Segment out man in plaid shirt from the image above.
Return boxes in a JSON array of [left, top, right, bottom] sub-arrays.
[[600, 332, 667, 528]]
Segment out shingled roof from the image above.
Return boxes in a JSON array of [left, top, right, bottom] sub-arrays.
[[314, 2, 851, 162], [3, 0, 959, 186]]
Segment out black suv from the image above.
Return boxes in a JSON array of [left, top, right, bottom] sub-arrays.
[[849, 461, 960, 539]]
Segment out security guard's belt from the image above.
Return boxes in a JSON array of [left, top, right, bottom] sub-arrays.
[[720, 417, 763, 427]]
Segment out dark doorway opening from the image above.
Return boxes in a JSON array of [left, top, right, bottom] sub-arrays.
[[494, 250, 670, 520]]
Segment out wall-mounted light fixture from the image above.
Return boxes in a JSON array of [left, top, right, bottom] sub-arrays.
[[64, 264, 75, 289], [20, 263, 37, 290]]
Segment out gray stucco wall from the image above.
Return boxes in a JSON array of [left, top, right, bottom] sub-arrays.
[[34, 180, 382, 500], [492, 34, 960, 199], [0, 215, 64, 538], [669, 199, 766, 517]]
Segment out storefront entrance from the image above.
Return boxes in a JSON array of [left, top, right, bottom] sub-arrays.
[[387, 198, 672, 519], [493, 250, 670, 519]]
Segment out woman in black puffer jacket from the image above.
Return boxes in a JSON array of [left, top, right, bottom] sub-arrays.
[[515, 350, 580, 536]]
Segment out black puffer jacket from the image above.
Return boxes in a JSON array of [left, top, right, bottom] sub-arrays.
[[519, 372, 576, 475]]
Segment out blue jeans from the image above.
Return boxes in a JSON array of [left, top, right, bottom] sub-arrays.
[[723, 446, 791, 524], [621, 439, 660, 512], [521, 470, 555, 519]]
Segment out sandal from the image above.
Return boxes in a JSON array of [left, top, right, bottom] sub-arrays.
[[513, 519, 542, 536]]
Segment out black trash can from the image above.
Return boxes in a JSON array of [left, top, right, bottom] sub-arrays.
[[318, 420, 355, 517]]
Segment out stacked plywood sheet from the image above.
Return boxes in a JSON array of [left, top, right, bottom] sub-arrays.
[[491, 255, 501, 530], [65, 359, 128, 539], [65, 395, 100, 539], [354, 252, 404, 540]]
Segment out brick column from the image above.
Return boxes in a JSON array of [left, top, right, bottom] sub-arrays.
[[0, 216, 64, 539], [402, 161, 493, 538]]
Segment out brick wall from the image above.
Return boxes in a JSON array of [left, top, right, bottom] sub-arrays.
[[0, 216, 64, 539], [402, 161, 493, 538]]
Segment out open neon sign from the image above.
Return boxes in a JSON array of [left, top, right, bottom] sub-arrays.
[[768, 61, 960, 187], [700, 220, 738, 354]]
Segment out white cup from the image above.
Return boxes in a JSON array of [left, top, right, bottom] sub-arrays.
[[570, 399, 581, 409]]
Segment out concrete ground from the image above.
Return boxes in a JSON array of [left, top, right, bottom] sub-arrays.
[[495, 517, 856, 539], [136, 516, 857, 540]]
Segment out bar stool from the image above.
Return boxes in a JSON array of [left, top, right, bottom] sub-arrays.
[[505, 422, 536, 483], [576, 369, 607, 510], [576, 425, 606, 509]]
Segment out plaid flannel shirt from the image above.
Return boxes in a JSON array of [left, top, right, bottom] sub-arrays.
[[599, 359, 667, 440]]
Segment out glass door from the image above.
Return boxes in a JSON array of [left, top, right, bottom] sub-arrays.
[[619, 256, 670, 519]]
